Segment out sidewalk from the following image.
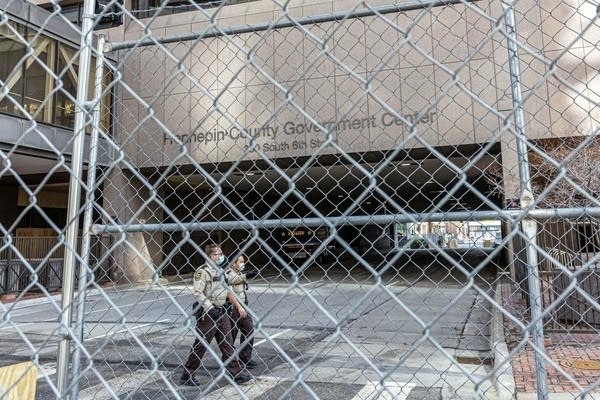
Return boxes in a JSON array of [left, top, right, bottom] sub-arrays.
[[499, 283, 600, 399]]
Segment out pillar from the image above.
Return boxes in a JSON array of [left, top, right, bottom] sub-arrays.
[[103, 168, 164, 284]]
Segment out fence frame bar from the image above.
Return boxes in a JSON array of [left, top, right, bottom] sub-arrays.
[[55, 0, 97, 393], [90, 207, 600, 234], [70, 34, 107, 400], [503, 1, 548, 398]]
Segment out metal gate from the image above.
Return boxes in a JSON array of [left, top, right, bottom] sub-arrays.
[[1, 0, 599, 399]]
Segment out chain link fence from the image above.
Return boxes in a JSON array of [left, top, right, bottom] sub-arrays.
[[1, 0, 599, 399]]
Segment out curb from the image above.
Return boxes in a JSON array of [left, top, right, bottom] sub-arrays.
[[517, 394, 600, 400], [491, 282, 516, 400]]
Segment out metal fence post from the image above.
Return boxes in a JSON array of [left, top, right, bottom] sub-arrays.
[[55, 0, 97, 394], [502, 1, 548, 399], [69, 34, 106, 400]]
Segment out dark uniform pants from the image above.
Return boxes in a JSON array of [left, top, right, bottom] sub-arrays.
[[183, 308, 243, 377], [230, 306, 254, 364]]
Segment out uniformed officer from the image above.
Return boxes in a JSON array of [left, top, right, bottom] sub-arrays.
[[226, 255, 258, 368], [180, 243, 252, 386]]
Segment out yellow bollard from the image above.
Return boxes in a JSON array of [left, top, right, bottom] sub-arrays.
[[0, 362, 38, 400]]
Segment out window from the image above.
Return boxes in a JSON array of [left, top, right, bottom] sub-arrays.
[[100, 70, 113, 135], [131, 0, 252, 19], [60, 4, 83, 25], [54, 44, 78, 128], [0, 22, 26, 116], [41, 1, 123, 28], [95, 0, 124, 27], [1, 18, 112, 132], [23, 32, 56, 123]]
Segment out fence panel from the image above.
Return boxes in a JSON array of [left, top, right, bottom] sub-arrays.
[[1, 0, 599, 399]]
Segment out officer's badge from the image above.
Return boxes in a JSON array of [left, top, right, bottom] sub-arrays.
[[194, 269, 203, 281]]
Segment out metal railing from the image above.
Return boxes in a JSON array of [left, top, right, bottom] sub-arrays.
[[0, 236, 113, 294]]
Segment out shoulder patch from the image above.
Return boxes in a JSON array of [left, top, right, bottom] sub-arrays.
[[194, 269, 205, 281]]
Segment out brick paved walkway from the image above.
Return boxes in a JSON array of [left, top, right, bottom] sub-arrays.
[[501, 284, 600, 394]]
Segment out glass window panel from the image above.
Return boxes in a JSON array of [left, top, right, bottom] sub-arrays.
[[55, 44, 78, 128], [84, 58, 97, 133], [54, 45, 108, 133], [95, 0, 123, 27], [23, 32, 55, 123], [82, 61, 113, 135], [60, 4, 82, 25], [101, 70, 113, 135], [0, 22, 26, 116]]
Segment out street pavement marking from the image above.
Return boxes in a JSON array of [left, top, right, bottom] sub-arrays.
[[201, 376, 283, 400], [84, 318, 171, 341], [254, 329, 291, 346], [351, 381, 416, 400], [78, 369, 161, 400], [84, 295, 177, 316], [3, 285, 182, 319], [0, 322, 37, 331]]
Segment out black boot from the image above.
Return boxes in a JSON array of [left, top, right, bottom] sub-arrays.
[[234, 373, 253, 384], [179, 371, 200, 386]]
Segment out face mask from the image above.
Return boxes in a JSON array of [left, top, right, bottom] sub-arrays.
[[216, 255, 226, 266], [238, 263, 245, 271]]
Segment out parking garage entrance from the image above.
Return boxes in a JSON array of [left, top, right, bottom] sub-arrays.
[[156, 143, 503, 275]]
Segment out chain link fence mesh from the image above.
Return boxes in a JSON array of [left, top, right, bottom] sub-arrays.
[[1, 0, 599, 398]]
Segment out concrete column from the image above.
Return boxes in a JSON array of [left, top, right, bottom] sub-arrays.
[[103, 168, 164, 284]]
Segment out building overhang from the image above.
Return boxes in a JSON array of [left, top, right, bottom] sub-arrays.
[[0, 113, 112, 173]]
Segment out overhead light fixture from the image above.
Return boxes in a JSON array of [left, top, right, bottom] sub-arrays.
[[401, 162, 412, 166]]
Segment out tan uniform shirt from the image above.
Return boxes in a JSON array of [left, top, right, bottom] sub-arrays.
[[226, 269, 247, 303], [193, 264, 228, 310]]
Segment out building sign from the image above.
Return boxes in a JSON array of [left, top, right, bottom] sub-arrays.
[[162, 111, 437, 153]]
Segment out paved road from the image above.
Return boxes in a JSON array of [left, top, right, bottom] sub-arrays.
[[0, 259, 497, 399]]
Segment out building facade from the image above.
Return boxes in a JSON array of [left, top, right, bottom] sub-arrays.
[[0, 0, 112, 234], [103, 0, 597, 280], [3, 0, 598, 283], [0, 0, 117, 292]]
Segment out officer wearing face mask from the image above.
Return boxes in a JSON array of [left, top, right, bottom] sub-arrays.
[[226, 255, 258, 368], [180, 243, 252, 386]]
